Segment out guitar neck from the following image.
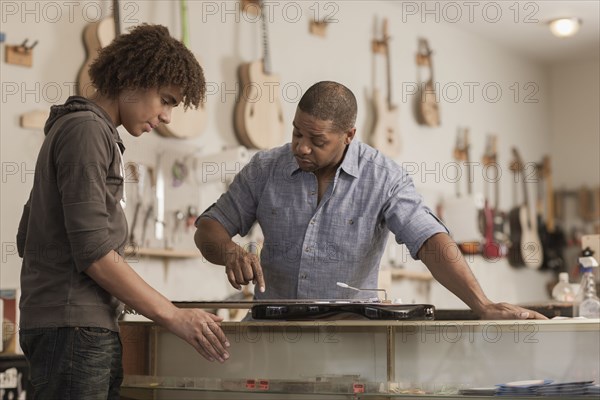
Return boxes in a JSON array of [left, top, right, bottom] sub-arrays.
[[383, 19, 393, 108], [464, 129, 471, 195], [180, 0, 189, 47], [544, 156, 556, 232], [260, 0, 272, 75], [482, 135, 499, 208], [512, 148, 530, 208], [418, 38, 434, 81], [113, 0, 121, 36]]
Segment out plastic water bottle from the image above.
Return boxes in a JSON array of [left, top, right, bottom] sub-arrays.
[[574, 256, 600, 318], [552, 272, 575, 302]]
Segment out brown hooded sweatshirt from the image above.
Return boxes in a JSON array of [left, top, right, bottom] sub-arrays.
[[17, 96, 127, 331]]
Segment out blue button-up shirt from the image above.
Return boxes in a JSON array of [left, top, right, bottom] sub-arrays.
[[200, 140, 447, 300]]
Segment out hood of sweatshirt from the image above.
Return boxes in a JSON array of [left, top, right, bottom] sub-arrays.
[[45, 96, 124, 152]]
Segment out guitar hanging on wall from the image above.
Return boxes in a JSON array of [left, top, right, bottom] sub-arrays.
[[368, 18, 401, 158], [441, 127, 483, 254], [479, 135, 504, 259], [536, 156, 566, 271], [414, 38, 440, 127], [507, 148, 543, 269], [233, 0, 285, 150], [155, 0, 207, 139], [77, 0, 120, 98]]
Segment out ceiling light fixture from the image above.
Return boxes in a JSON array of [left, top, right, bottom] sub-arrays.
[[548, 17, 582, 38]]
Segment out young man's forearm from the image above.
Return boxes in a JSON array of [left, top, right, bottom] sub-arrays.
[[85, 251, 178, 324]]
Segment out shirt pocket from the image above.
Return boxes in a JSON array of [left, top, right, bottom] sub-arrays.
[[256, 204, 291, 240], [325, 216, 364, 262]]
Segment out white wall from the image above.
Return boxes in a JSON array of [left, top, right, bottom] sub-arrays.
[[550, 59, 600, 188], [2, 1, 594, 308]]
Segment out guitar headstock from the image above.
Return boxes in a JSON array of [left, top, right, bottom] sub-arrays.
[[383, 18, 390, 42], [453, 127, 470, 162], [509, 147, 525, 174], [542, 155, 551, 177], [416, 38, 433, 66], [481, 135, 497, 166], [241, 0, 261, 16], [371, 17, 389, 54]]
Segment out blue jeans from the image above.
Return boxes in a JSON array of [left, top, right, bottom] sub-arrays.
[[19, 327, 123, 400]]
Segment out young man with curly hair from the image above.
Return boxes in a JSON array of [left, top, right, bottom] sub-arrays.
[[16, 24, 230, 400]]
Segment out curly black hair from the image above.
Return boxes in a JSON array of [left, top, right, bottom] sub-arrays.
[[89, 24, 204, 110], [298, 81, 357, 133]]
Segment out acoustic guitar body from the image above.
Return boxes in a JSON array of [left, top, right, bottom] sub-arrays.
[[154, 1, 207, 139], [77, 18, 115, 98], [155, 103, 207, 139], [370, 88, 401, 158], [234, 60, 284, 150]]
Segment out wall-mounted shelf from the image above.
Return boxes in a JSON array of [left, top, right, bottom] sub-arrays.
[[126, 248, 201, 259]]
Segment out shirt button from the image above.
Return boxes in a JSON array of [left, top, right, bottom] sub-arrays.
[[305, 246, 311, 252], [310, 220, 315, 225], [310, 191, 316, 196], [300, 274, 307, 279]]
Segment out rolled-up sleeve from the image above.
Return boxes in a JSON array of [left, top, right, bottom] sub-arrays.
[[55, 121, 116, 272], [199, 152, 268, 237], [383, 172, 448, 259]]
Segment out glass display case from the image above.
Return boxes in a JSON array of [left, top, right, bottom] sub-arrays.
[[120, 305, 600, 399]]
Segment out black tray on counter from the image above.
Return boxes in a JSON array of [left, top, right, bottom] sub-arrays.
[[251, 303, 435, 320]]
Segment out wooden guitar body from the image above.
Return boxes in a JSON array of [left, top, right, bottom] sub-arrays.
[[155, 0, 207, 139], [370, 88, 401, 158], [156, 102, 207, 139], [414, 38, 440, 127], [234, 60, 284, 150], [77, 17, 115, 98], [417, 80, 440, 127], [369, 18, 401, 158]]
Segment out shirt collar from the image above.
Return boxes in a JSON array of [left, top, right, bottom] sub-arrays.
[[287, 139, 360, 179], [339, 139, 359, 178]]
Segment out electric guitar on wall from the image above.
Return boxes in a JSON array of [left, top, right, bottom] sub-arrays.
[[507, 148, 543, 269], [414, 38, 440, 127], [77, 0, 120, 98], [536, 156, 566, 271], [479, 135, 503, 259], [369, 18, 401, 158], [155, 0, 207, 139], [233, 0, 285, 150], [442, 127, 482, 254]]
